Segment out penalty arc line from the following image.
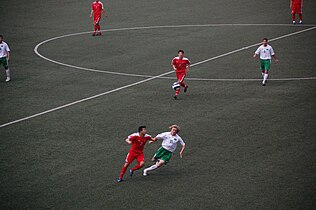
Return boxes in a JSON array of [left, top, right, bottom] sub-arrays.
[[1, 26, 315, 128]]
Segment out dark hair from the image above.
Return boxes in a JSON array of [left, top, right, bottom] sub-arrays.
[[263, 38, 268, 41], [0, 35, 3, 38], [138, 126, 146, 133], [178, 50, 184, 54]]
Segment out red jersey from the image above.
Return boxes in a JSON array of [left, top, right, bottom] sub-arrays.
[[291, 0, 302, 5], [128, 133, 152, 154], [172, 57, 191, 73], [92, 1, 104, 15]]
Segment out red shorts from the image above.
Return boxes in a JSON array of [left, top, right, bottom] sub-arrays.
[[176, 71, 186, 83], [125, 152, 144, 164], [94, 14, 101, 24], [292, 4, 302, 14]]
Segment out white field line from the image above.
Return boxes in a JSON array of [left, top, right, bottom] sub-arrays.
[[1, 25, 315, 128], [34, 24, 316, 79]]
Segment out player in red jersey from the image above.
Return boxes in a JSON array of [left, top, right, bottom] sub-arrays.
[[117, 126, 156, 182], [171, 50, 191, 99], [90, 0, 108, 36], [290, 0, 303, 24]]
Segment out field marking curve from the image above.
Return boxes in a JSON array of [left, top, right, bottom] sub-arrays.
[[34, 24, 316, 81], [1, 24, 315, 128]]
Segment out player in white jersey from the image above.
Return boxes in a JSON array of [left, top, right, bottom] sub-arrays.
[[143, 125, 186, 176], [0, 35, 11, 82], [253, 38, 279, 86]]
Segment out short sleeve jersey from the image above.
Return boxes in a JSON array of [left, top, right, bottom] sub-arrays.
[[92, 1, 103, 15], [156, 132, 185, 153], [128, 133, 152, 154], [255, 44, 275, 60], [172, 57, 191, 73], [0, 42, 10, 58]]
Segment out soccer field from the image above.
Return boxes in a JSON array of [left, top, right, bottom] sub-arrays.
[[0, 0, 316, 209]]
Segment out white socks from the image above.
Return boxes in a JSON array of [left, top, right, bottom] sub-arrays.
[[143, 164, 158, 176], [263, 73, 268, 84], [6, 68, 10, 78]]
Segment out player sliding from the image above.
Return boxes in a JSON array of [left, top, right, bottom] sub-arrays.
[[117, 126, 155, 182], [172, 50, 191, 99], [253, 38, 279, 86], [143, 125, 186, 176], [90, 0, 108, 36]]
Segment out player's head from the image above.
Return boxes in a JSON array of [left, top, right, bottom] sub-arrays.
[[178, 50, 184, 59], [169, 124, 180, 135], [138, 126, 147, 134], [262, 38, 268, 46]]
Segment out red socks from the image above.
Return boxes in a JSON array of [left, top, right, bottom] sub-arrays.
[[132, 163, 143, 171]]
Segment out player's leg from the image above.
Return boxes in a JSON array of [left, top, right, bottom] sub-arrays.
[[2, 58, 10, 82], [260, 59, 265, 79], [143, 148, 172, 176], [292, 13, 296, 24], [118, 153, 135, 182], [262, 60, 270, 86], [143, 160, 165, 176], [130, 154, 145, 176]]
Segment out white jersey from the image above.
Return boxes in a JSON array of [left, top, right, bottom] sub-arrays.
[[0, 41, 10, 58], [156, 132, 185, 153], [255, 44, 275, 60]]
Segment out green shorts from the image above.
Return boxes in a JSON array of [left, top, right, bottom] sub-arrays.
[[260, 59, 271, 71], [0, 57, 9, 69], [153, 147, 173, 164]]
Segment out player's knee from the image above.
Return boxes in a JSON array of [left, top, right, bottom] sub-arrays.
[[140, 161, 145, 167]]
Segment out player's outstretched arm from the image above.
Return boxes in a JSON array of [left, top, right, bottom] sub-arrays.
[[179, 144, 186, 158], [90, 10, 93, 18], [149, 137, 158, 144]]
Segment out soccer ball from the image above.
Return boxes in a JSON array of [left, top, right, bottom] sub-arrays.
[[172, 82, 180, 90]]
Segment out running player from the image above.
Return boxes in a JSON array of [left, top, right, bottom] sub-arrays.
[[117, 126, 155, 182], [171, 50, 191, 99], [290, 0, 303, 24], [0, 35, 11, 82], [90, 0, 108, 36], [253, 38, 279, 86], [143, 125, 186, 176]]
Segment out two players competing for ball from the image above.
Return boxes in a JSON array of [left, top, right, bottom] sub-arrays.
[[117, 125, 185, 182]]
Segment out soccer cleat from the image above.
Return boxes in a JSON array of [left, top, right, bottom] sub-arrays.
[[262, 82, 266, 86], [5, 77, 11, 82], [97, 32, 102, 36], [184, 85, 188, 93], [129, 169, 133, 177], [299, 20, 302, 24], [92, 32, 96, 36], [117, 178, 123, 182], [173, 95, 177, 100], [143, 169, 148, 176], [292, 21, 296, 24]]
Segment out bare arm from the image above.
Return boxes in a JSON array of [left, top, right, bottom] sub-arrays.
[[103, 9, 108, 17], [290, 0, 292, 8], [149, 137, 159, 144], [90, 10, 93, 18], [272, 54, 279, 63], [7, 51, 10, 62], [179, 144, 186, 158], [186, 64, 190, 73]]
